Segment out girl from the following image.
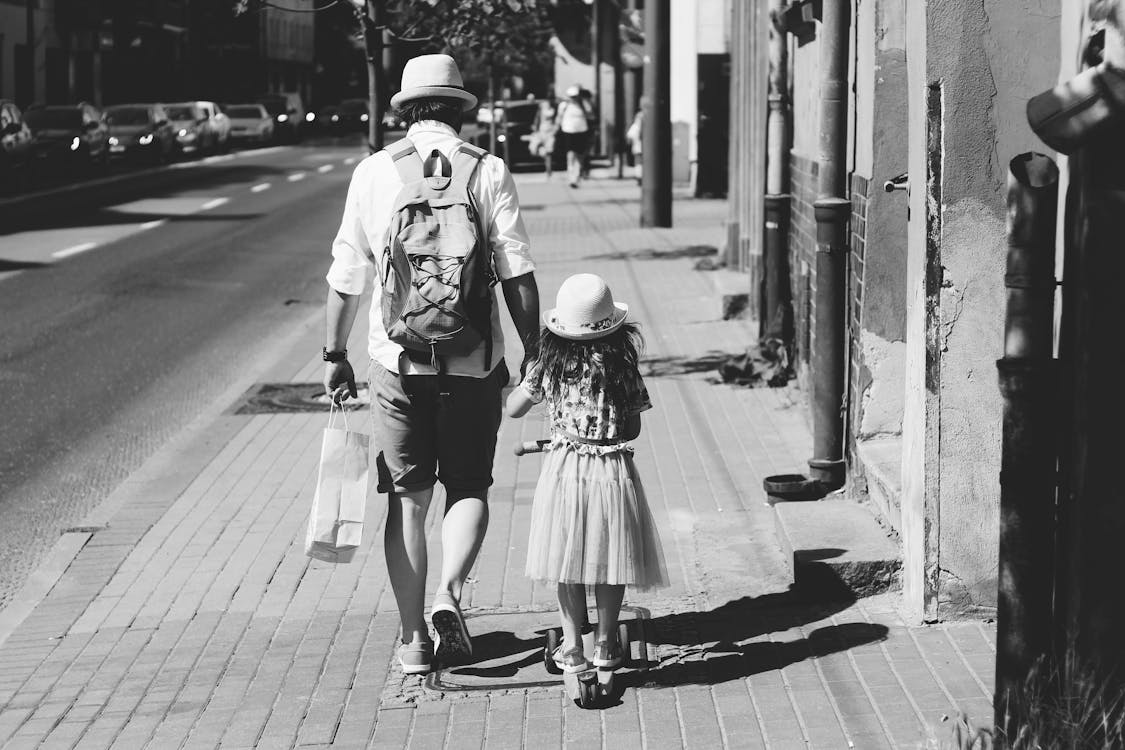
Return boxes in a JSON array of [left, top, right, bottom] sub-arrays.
[[506, 273, 668, 673]]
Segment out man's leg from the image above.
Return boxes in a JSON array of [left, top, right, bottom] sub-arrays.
[[437, 491, 489, 602], [384, 487, 434, 644]]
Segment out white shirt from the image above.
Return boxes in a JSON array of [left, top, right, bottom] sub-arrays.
[[326, 122, 535, 377]]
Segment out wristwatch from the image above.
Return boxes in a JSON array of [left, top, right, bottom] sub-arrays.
[[322, 347, 347, 363]]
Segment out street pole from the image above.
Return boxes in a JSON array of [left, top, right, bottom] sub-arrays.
[[591, 0, 602, 158], [363, 0, 385, 153], [610, 1, 624, 178], [641, 0, 671, 228], [25, 0, 35, 104], [763, 0, 791, 340]]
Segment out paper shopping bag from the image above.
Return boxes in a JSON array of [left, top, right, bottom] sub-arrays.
[[305, 404, 369, 563]]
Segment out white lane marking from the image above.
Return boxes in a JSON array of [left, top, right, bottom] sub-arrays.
[[53, 242, 98, 259], [199, 153, 236, 165], [251, 182, 271, 193], [317, 164, 333, 174], [288, 172, 306, 182], [200, 197, 229, 211], [344, 157, 357, 165], [140, 219, 167, 230]]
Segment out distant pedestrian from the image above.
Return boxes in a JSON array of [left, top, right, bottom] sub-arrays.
[[324, 53, 541, 676], [625, 103, 645, 185], [506, 273, 668, 675], [530, 96, 558, 178], [556, 85, 592, 188]]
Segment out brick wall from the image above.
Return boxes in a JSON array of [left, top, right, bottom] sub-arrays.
[[788, 153, 819, 373], [847, 175, 870, 459]]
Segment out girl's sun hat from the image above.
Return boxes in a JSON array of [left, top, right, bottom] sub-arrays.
[[543, 273, 629, 340]]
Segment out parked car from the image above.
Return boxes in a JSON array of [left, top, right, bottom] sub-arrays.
[[103, 103, 176, 164], [256, 93, 305, 144], [24, 102, 110, 172], [164, 101, 228, 156], [310, 105, 344, 135], [0, 100, 37, 191], [224, 103, 274, 146], [472, 99, 563, 170]]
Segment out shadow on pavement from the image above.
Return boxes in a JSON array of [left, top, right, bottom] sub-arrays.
[[584, 244, 718, 262], [625, 589, 889, 688], [642, 351, 732, 378]]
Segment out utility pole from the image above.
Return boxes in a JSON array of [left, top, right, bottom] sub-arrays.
[[590, 0, 602, 158], [641, 0, 671, 227], [361, 0, 385, 153], [25, 0, 35, 104], [609, 0, 624, 177]]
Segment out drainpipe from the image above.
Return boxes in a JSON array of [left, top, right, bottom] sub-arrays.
[[762, 0, 792, 341], [808, 0, 850, 491], [994, 153, 1059, 735]]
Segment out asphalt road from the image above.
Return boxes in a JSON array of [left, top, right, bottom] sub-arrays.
[[0, 138, 369, 610]]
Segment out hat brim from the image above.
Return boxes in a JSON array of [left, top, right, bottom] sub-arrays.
[[390, 86, 478, 113], [542, 302, 629, 341]]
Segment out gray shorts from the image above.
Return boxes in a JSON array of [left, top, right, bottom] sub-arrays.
[[369, 361, 509, 495]]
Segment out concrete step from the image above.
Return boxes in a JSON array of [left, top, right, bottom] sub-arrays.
[[773, 495, 902, 600], [702, 267, 753, 321], [856, 436, 904, 534]]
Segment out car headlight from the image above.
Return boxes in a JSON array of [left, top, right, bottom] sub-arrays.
[[331, 114, 339, 122], [277, 114, 289, 123], [138, 134, 153, 145], [178, 128, 188, 137], [305, 112, 315, 122], [361, 113, 369, 122], [70, 137, 81, 151], [497, 134, 507, 143], [108, 136, 119, 146]]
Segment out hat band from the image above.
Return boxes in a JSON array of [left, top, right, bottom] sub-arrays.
[[557, 312, 621, 333]]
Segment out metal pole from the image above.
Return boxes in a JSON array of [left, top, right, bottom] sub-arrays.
[[763, 0, 791, 340], [610, 2, 625, 178], [722, 0, 742, 266], [995, 152, 1059, 736], [363, 0, 385, 153], [808, 0, 849, 491], [25, 0, 35, 104], [641, 0, 671, 227], [591, 0, 603, 158]]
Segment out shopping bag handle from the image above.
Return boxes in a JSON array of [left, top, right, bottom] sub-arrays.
[[328, 399, 351, 431]]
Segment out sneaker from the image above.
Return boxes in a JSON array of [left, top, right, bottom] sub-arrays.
[[592, 638, 623, 669], [430, 591, 472, 664], [398, 639, 433, 675], [552, 645, 591, 674]]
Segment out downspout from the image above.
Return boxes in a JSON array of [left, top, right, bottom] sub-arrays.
[[808, 0, 850, 491], [762, 0, 792, 342]]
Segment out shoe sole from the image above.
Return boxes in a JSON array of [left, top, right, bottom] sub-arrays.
[[400, 661, 432, 675], [431, 607, 472, 663], [559, 662, 592, 674], [592, 657, 622, 669]]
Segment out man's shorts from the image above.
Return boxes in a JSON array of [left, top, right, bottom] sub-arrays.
[[369, 360, 509, 495]]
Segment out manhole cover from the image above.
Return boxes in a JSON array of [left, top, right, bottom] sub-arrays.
[[425, 606, 649, 693], [227, 382, 370, 414]]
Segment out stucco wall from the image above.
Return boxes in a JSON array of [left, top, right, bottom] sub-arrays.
[[791, 36, 821, 160], [901, 0, 1060, 621]]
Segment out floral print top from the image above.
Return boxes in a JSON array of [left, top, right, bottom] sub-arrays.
[[519, 355, 652, 450]]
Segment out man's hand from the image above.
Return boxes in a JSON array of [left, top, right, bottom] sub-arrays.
[[325, 360, 358, 404]]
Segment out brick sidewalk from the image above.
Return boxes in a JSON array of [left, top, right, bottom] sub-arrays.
[[0, 172, 995, 749]]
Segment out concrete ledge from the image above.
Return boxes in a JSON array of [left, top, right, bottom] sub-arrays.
[[703, 267, 753, 321], [856, 437, 904, 534], [773, 496, 902, 599]]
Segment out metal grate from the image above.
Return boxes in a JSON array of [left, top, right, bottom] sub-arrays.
[[227, 382, 370, 415]]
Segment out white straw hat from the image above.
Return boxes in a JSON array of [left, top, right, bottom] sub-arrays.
[[390, 54, 478, 113], [543, 274, 629, 340]]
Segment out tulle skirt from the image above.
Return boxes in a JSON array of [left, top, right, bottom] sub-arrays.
[[525, 444, 668, 590]]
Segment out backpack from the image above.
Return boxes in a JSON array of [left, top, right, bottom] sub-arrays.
[[378, 138, 494, 372]]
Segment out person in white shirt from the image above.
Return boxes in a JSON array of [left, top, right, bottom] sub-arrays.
[[323, 54, 540, 676], [556, 85, 592, 188]]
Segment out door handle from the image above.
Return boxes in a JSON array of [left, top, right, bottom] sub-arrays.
[[883, 172, 909, 193]]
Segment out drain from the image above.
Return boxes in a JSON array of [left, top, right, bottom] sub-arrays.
[[227, 382, 370, 415]]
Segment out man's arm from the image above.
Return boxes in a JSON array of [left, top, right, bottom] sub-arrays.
[[500, 272, 540, 373], [324, 287, 362, 402]]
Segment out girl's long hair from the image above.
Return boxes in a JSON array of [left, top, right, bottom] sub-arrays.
[[534, 322, 643, 413]]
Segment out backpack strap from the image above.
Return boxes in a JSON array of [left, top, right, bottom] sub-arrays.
[[385, 138, 423, 184], [449, 142, 494, 371]]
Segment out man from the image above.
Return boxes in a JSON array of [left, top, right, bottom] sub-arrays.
[[323, 54, 540, 675]]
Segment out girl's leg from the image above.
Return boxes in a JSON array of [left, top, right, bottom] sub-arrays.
[[594, 584, 626, 643], [557, 582, 588, 648]]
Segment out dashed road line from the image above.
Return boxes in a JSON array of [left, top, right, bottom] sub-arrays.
[[52, 242, 98, 259], [200, 198, 229, 211], [140, 219, 167, 230], [288, 172, 306, 182], [317, 165, 333, 174], [251, 183, 271, 193], [344, 157, 357, 166]]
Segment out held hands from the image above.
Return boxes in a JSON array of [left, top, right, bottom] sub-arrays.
[[324, 360, 357, 404]]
